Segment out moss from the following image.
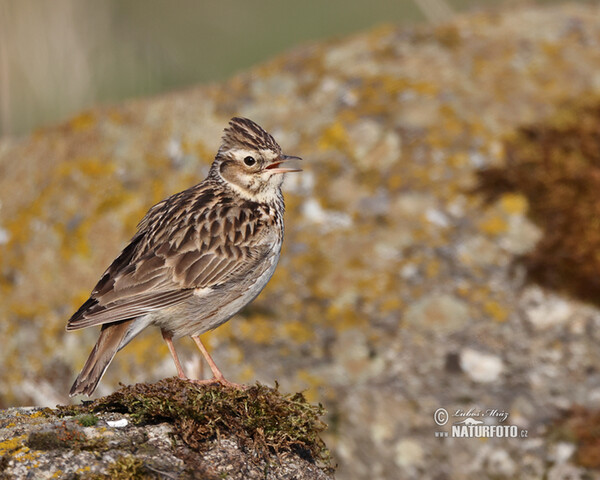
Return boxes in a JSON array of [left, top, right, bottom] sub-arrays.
[[27, 430, 70, 450], [26, 421, 107, 452], [105, 456, 146, 480], [59, 377, 332, 470], [476, 96, 600, 306], [79, 455, 152, 480], [75, 413, 98, 427]]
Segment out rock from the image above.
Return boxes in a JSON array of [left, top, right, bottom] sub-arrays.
[[301, 198, 353, 232], [404, 293, 470, 335], [2, 3, 600, 479], [546, 463, 584, 480], [347, 119, 401, 171], [480, 448, 517, 478], [0, 379, 333, 479], [394, 438, 424, 469], [521, 287, 575, 330], [550, 442, 576, 464], [460, 348, 504, 383]]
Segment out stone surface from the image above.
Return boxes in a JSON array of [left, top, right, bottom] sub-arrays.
[[459, 348, 504, 383], [0, 410, 330, 479], [0, 380, 332, 479], [2, 3, 600, 479]]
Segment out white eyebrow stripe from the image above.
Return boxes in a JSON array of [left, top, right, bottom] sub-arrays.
[[225, 148, 279, 161]]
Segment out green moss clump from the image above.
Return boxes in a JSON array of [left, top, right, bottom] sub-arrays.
[[75, 413, 98, 427], [61, 377, 331, 470], [476, 97, 600, 305]]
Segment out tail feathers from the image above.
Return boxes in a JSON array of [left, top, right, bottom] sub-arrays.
[[69, 320, 133, 397]]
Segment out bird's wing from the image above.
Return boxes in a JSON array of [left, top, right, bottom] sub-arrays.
[[67, 193, 276, 331]]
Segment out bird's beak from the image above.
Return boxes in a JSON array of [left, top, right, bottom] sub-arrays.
[[265, 154, 302, 174]]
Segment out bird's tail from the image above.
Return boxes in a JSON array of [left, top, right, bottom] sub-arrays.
[[69, 320, 133, 397]]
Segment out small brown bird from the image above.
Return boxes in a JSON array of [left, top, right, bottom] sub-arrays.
[[67, 117, 301, 396]]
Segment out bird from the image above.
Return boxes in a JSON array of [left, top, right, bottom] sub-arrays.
[[67, 117, 301, 396]]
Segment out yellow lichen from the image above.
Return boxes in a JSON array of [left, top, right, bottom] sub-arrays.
[[0, 435, 26, 456], [238, 365, 255, 383], [15, 447, 40, 463], [282, 320, 315, 343], [60, 156, 116, 178], [27, 411, 46, 419], [478, 215, 508, 236], [238, 315, 274, 345], [297, 370, 325, 403], [425, 259, 441, 279], [69, 111, 96, 131], [387, 173, 403, 190], [108, 109, 125, 125], [448, 152, 470, 168], [325, 303, 365, 331], [499, 193, 528, 215], [380, 297, 402, 313], [319, 121, 349, 152], [483, 300, 509, 322], [0, 435, 39, 463]]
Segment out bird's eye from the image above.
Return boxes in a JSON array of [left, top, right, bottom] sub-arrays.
[[243, 156, 256, 166]]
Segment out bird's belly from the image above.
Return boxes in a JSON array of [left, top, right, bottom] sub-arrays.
[[152, 253, 280, 338]]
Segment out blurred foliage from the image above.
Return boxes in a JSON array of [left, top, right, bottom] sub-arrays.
[[551, 405, 600, 469], [477, 97, 600, 306], [0, 0, 569, 137]]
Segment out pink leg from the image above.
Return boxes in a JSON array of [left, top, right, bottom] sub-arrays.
[[161, 330, 187, 379], [192, 335, 244, 389]]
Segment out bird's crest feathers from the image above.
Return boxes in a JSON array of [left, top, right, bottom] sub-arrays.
[[219, 117, 281, 154]]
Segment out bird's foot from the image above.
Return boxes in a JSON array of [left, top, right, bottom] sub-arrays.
[[191, 376, 246, 390]]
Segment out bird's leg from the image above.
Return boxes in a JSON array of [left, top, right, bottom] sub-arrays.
[[191, 335, 245, 389], [191, 335, 225, 380], [161, 329, 187, 379]]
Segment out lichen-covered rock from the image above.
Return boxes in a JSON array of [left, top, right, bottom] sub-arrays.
[[0, 379, 332, 479], [3, 3, 600, 479]]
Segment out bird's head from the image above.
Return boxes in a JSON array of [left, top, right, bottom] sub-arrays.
[[210, 117, 301, 202]]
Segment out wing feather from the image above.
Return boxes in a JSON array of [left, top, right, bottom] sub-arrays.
[[67, 184, 277, 331], [67, 290, 193, 329]]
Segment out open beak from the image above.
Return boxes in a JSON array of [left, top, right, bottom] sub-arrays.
[[265, 154, 302, 174]]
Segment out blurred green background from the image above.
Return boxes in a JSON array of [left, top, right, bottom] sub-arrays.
[[0, 0, 574, 138]]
